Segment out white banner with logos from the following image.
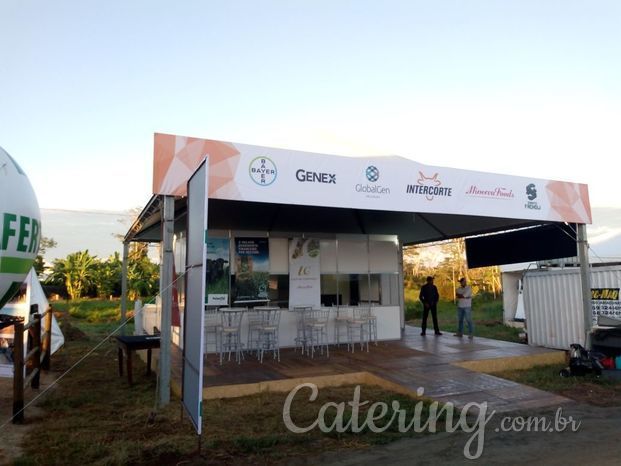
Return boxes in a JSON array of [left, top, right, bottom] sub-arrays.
[[288, 238, 321, 309], [153, 133, 592, 224]]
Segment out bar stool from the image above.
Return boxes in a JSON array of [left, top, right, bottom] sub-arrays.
[[305, 309, 330, 358], [368, 305, 378, 345], [347, 307, 370, 353], [203, 307, 221, 353], [333, 306, 352, 347], [293, 306, 313, 354], [218, 308, 246, 364], [257, 309, 281, 363], [246, 310, 264, 355]]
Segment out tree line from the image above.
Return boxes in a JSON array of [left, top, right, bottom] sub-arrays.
[[403, 238, 502, 300], [40, 243, 159, 301]]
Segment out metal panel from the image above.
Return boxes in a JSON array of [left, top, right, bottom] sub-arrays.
[[182, 159, 208, 435], [523, 266, 621, 350]]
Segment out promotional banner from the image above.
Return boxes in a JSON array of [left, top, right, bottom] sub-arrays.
[[152, 133, 592, 225], [288, 238, 321, 309], [234, 238, 269, 303], [206, 238, 230, 306], [591, 288, 621, 324]]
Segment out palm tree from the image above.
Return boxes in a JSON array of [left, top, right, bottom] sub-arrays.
[[127, 248, 159, 300], [48, 250, 97, 299], [93, 252, 122, 298]]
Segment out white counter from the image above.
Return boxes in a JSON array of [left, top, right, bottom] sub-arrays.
[[140, 304, 402, 353]]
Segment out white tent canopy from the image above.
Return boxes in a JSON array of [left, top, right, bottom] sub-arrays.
[[0, 268, 65, 355]]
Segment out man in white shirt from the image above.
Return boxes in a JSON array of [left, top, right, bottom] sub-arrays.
[[454, 277, 474, 339]]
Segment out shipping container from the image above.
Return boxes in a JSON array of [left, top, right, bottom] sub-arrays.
[[519, 265, 621, 350]]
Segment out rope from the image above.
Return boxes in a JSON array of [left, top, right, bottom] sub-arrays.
[[0, 270, 187, 429]]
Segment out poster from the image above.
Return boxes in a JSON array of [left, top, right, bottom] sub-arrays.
[[234, 238, 269, 303], [289, 238, 321, 308], [206, 238, 230, 305], [591, 288, 621, 324]]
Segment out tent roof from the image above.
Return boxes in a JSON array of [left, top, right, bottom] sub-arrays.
[[125, 194, 546, 246], [125, 133, 589, 248]]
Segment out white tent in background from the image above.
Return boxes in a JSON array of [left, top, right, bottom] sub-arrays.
[[0, 268, 64, 355], [27, 269, 65, 354]]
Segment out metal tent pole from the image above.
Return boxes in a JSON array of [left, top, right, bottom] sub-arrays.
[[398, 239, 405, 333], [577, 223, 592, 349], [159, 195, 175, 406], [120, 241, 129, 336]]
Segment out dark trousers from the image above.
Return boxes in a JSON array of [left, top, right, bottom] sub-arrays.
[[422, 304, 440, 334]]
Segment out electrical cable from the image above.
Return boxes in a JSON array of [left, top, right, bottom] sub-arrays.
[[0, 269, 188, 429]]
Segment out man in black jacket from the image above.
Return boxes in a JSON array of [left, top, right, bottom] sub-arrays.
[[419, 276, 442, 336]]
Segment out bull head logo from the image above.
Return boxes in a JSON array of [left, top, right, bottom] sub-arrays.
[[417, 172, 441, 201]]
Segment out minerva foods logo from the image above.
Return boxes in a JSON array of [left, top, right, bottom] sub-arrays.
[[524, 183, 541, 210], [406, 172, 453, 201], [355, 165, 390, 197], [249, 157, 277, 186], [465, 185, 514, 200]]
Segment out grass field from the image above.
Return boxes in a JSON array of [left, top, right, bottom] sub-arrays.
[[404, 290, 522, 342], [11, 298, 621, 463], [492, 363, 621, 407], [13, 305, 444, 465]]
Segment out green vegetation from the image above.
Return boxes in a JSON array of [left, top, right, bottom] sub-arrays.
[[493, 363, 621, 407], [235, 271, 270, 299], [404, 294, 522, 342], [403, 239, 501, 300], [206, 267, 229, 295], [45, 245, 158, 300], [15, 309, 445, 465], [52, 299, 132, 324], [402, 239, 519, 341]]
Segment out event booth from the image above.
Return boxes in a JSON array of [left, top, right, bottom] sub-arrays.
[[125, 132, 593, 348], [123, 132, 592, 425]]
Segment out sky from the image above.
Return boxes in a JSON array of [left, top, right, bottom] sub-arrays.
[[2, 1, 620, 220]]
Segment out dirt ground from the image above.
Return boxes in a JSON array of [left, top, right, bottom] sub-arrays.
[[3, 378, 621, 465], [296, 402, 621, 465], [0, 373, 54, 464]]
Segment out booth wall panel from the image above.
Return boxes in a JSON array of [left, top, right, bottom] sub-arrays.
[[269, 238, 289, 274], [320, 240, 337, 273], [369, 240, 399, 273], [338, 240, 369, 273]]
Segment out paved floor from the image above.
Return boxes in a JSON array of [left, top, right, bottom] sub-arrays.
[[292, 403, 621, 465], [172, 325, 569, 412]]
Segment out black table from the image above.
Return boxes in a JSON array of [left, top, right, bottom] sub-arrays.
[[115, 335, 161, 384]]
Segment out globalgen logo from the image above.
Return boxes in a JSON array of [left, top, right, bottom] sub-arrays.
[[355, 165, 390, 198], [406, 172, 453, 201], [249, 157, 277, 186], [365, 166, 380, 182]]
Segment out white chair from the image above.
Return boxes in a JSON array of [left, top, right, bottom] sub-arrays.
[[367, 305, 378, 345], [333, 306, 353, 347], [217, 308, 246, 364], [203, 307, 221, 353], [293, 306, 313, 354], [246, 310, 264, 355], [305, 309, 330, 358], [347, 307, 370, 353], [257, 309, 281, 363]]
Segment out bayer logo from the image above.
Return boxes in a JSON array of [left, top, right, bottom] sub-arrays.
[[366, 166, 379, 182], [249, 156, 277, 186]]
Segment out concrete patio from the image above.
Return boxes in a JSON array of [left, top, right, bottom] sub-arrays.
[[170, 325, 569, 413]]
